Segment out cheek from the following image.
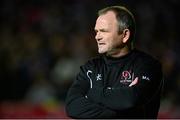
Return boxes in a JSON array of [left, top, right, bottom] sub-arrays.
[[111, 36, 122, 47], [105, 33, 120, 47]]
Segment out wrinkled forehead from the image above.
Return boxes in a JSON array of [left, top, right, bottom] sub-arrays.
[[95, 11, 118, 29], [97, 11, 117, 23]]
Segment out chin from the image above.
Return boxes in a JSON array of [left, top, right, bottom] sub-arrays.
[[98, 50, 106, 54]]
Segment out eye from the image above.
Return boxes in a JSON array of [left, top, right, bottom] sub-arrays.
[[101, 29, 105, 32], [100, 29, 109, 32]]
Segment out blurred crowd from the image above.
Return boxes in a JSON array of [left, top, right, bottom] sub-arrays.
[[0, 0, 180, 118]]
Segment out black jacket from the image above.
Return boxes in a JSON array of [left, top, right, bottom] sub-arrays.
[[65, 49, 163, 119]]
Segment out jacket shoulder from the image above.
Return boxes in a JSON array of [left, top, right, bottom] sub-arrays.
[[81, 56, 104, 69], [134, 50, 161, 67]]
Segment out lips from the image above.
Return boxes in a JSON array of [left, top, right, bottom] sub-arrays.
[[98, 43, 105, 45]]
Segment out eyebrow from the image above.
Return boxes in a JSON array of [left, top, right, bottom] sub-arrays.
[[94, 28, 109, 32]]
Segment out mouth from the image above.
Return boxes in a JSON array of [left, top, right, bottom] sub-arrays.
[[98, 43, 106, 45]]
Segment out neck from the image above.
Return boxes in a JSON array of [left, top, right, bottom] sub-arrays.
[[106, 46, 131, 58]]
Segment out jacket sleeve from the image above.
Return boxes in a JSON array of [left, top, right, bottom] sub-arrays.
[[65, 64, 116, 118], [101, 60, 163, 110]]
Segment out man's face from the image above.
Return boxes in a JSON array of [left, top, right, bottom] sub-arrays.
[[94, 11, 124, 54]]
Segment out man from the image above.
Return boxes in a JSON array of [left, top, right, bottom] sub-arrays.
[[65, 6, 163, 118]]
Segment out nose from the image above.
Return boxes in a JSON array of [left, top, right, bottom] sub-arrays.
[[95, 32, 102, 41]]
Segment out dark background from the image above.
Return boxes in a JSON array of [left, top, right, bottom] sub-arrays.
[[0, 0, 180, 118]]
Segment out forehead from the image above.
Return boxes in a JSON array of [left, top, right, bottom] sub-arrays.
[[95, 11, 117, 29]]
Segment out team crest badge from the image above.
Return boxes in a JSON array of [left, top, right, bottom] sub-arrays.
[[120, 70, 134, 84]]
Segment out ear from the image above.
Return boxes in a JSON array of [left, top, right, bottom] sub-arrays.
[[122, 29, 130, 43]]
